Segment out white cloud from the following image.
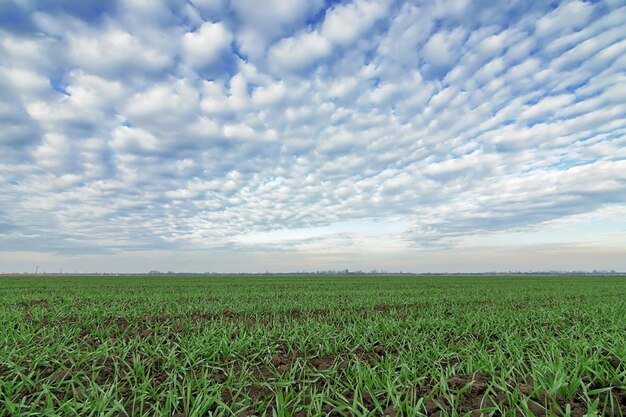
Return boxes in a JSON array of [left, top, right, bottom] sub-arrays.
[[376, 4, 434, 71], [321, 0, 389, 46], [67, 24, 173, 78], [30, 133, 71, 170], [422, 28, 466, 68], [181, 21, 232, 70], [117, 0, 175, 23], [268, 0, 390, 74], [232, 0, 322, 34], [190, 0, 226, 14], [123, 79, 199, 124], [535, 0, 596, 38], [251, 81, 287, 106], [232, 0, 324, 61], [268, 31, 332, 72], [109, 126, 162, 155], [1, 66, 50, 95], [520, 94, 575, 121]]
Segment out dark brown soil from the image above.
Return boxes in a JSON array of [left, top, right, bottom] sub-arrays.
[[449, 372, 490, 392], [270, 353, 293, 372], [21, 298, 49, 308], [609, 355, 622, 369], [61, 316, 78, 324], [383, 405, 398, 416], [246, 384, 274, 401], [50, 369, 73, 382], [355, 344, 396, 365], [309, 354, 339, 370]]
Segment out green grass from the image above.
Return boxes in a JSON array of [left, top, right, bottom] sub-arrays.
[[0, 275, 625, 416]]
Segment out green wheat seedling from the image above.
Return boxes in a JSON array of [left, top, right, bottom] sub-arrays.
[[0, 275, 624, 416]]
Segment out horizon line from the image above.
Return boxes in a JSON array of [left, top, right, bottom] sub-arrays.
[[2, 271, 625, 276]]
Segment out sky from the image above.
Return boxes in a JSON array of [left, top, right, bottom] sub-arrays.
[[1, 0, 626, 273]]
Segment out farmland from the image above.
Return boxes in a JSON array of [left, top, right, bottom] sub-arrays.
[[0, 275, 624, 416]]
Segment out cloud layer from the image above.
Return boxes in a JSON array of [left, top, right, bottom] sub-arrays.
[[1, 0, 625, 271]]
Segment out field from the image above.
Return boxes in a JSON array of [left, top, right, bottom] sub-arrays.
[[0, 275, 625, 417]]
